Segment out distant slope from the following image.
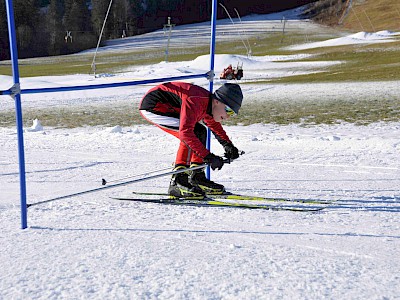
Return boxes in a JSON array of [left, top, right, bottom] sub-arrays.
[[305, 0, 400, 32]]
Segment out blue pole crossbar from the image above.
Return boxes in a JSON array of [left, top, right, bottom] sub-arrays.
[[206, 0, 218, 179], [5, 0, 28, 229], [1, 73, 209, 96]]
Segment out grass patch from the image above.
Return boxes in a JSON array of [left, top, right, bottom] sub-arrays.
[[246, 39, 400, 84], [0, 50, 167, 77], [342, 0, 400, 32], [232, 98, 400, 126], [0, 105, 142, 128], [2, 97, 399, 128]]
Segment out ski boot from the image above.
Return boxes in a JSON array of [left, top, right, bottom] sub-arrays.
[[189, 164, 225, 195], [168, 165, 205, 199]]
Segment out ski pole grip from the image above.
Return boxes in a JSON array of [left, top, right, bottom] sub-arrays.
[[223, 158, 232, 164], [223, 150, 245, 164]]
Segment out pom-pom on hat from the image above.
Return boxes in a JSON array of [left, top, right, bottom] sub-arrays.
[[214, 83, 243, 114]]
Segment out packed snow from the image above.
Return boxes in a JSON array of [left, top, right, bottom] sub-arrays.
[[1, 6, 400, 300]]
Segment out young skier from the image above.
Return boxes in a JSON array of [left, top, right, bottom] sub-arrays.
[[139, 82, 243, 198]]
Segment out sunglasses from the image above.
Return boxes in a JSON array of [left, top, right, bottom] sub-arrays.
[[225, 105, 236, 116]]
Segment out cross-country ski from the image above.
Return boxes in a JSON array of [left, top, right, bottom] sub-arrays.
[[128, 191, 333, 205], [111, 195, 326, 212]]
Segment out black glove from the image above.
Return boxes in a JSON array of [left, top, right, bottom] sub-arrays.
[[204, 153, 224, 170], [224, 143, 240, 160]]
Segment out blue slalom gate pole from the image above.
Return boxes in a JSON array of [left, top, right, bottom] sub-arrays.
[[206, 0, 218, 179], [5, 0, 28, 229]]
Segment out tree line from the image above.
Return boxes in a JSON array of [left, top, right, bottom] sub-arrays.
[[1, 0, 316, 61]]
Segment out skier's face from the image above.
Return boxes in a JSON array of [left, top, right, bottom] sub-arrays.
[[212, 99, 231, 122]]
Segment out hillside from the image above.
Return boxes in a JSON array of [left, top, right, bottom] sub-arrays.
[[0, 0, 318, 61], [306, 0, 400, 32]]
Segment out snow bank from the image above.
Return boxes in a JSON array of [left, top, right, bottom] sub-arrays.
[[287, 30, 400, 50], [24, 119, 44, 132]]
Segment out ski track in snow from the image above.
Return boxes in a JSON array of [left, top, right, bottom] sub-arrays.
[[1, 7, 400, 300]]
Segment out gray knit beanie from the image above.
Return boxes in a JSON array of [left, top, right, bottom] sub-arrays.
[[214, 83, 243, 114]]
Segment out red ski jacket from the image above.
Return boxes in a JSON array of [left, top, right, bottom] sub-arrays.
[[140, 82, 232, 158]]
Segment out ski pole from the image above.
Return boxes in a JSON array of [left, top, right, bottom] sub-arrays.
[[101, 166, 172, 186], [27, 162, 224, 208], [101, 152, 244, 186], [27, 155, 243, 208]]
